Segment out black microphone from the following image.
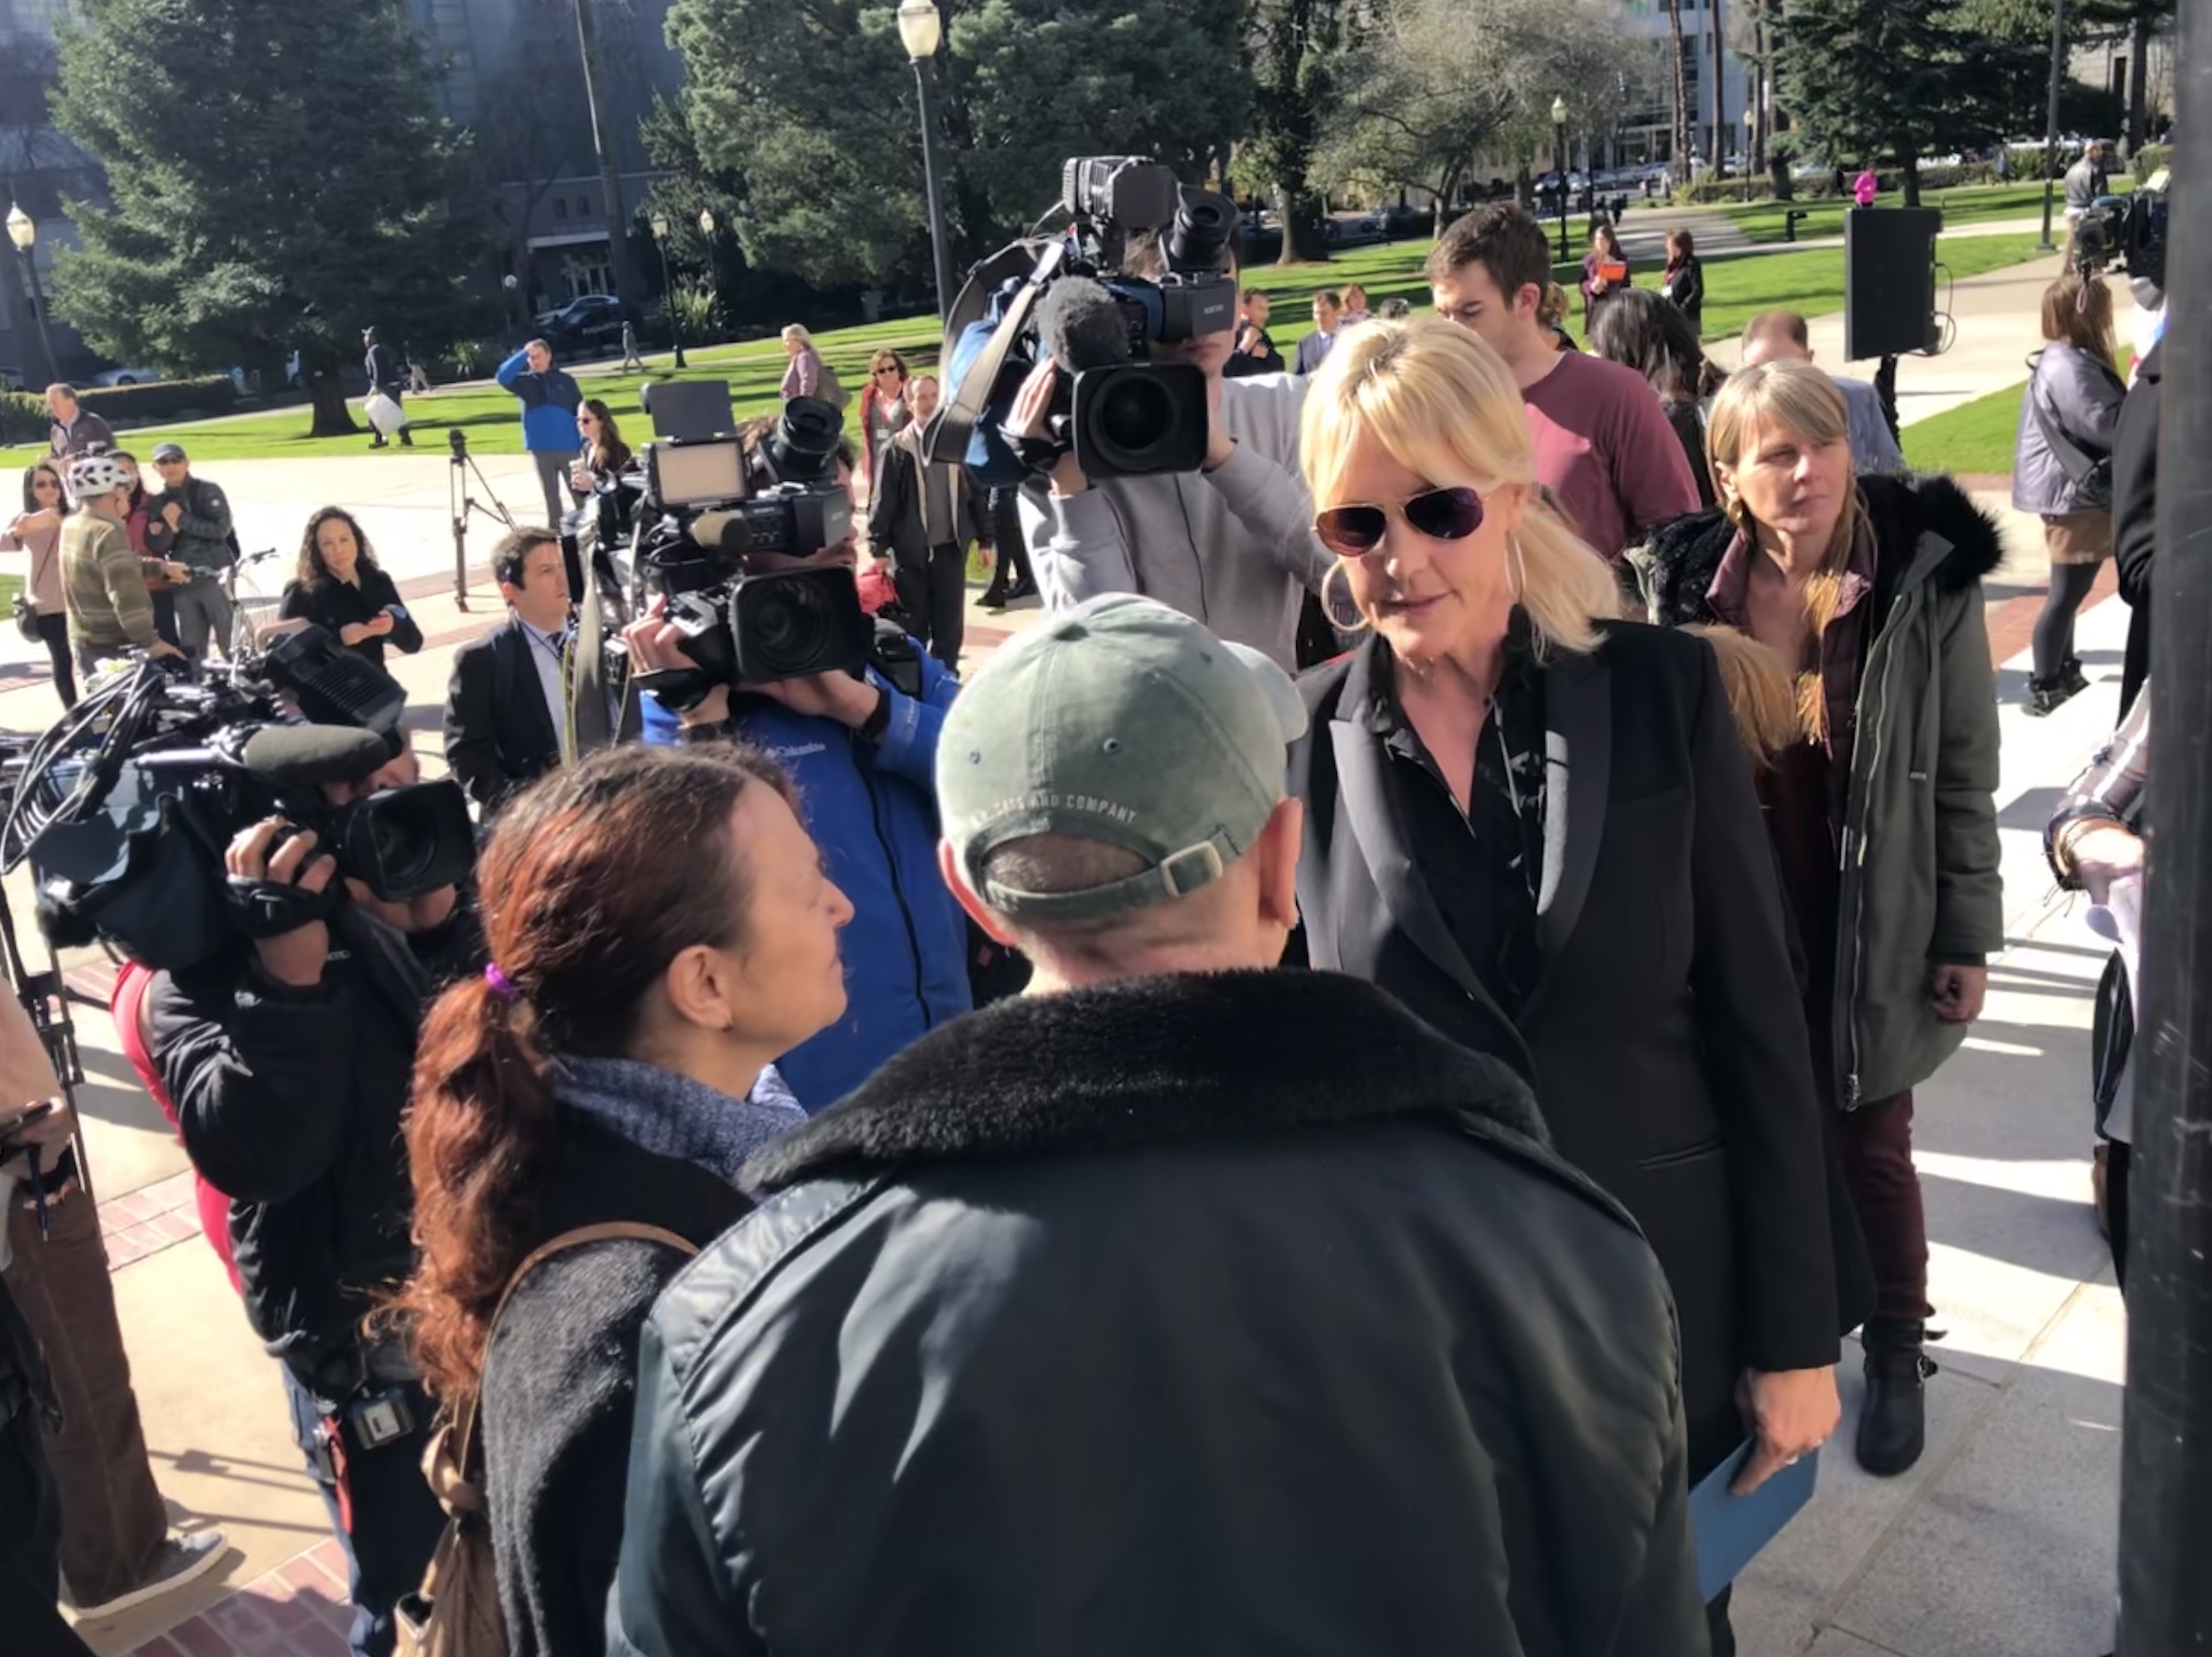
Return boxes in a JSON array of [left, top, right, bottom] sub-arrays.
[[240, 724, 393, 790], [1036, 278, 1134, 373]]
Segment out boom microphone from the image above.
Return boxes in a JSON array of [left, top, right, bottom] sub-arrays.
[[240, 725, 394, 790], [1036, 278, 1135, 373]]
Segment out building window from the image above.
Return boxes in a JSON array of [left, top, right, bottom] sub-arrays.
[[577, 197, 593, 219], [553, 198, 569, 220], [561, 254, 613, 300]]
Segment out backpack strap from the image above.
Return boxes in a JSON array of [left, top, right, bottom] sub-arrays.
[[439, 1222, 699, 1502]]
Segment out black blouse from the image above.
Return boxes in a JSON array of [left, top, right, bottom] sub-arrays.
[[1369, 612, 1549, 1016], [279, 567, 424, 670]]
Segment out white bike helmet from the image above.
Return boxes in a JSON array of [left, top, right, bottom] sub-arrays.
[[65, 452, 131, 506]]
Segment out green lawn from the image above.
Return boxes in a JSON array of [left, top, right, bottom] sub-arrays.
[[1900, 341, 2137, 479], [1712, 180, 2128, 246], [0, 222, 2051, 467], [1900, 384, 2028, 476]]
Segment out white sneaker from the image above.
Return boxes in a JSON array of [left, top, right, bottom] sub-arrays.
[[68, 1528, 228, 1621]]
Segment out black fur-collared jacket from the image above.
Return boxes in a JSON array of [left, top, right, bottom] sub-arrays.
[[1644, 472, 2007, 1106], [605, 969, 1708, 1657]]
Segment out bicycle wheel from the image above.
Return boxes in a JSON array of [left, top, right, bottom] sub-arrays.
[[233, 594, 286, 650]]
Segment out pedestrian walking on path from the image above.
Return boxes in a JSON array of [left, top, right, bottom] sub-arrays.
[[1644, 359, 2005, 1482], [2012, 272, 2126, 717]]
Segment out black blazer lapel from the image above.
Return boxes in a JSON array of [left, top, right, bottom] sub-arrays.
[[1325, 719, 1484, 1001], [1533, 647, 1612, 967]]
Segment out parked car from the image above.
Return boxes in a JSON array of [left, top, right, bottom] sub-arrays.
[[90, 365, 161, 387], [541, 293, 628, 350], [0, 365, 24, 392]]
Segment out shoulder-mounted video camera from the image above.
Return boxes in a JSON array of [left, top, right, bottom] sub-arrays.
[[925, 155, 1241, 488], [1, 631, 475, 973], [630, 385, 872, 710], [2072, 182, 2168, 289]]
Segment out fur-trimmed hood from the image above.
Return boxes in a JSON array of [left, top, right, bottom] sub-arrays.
[[743, 969, 1559, 1197], [1643, 472, 2007, 629]]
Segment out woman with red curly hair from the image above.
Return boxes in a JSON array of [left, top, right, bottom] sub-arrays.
[[390, 743, 851, 1657]]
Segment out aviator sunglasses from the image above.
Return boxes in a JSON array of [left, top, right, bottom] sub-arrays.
[[1314, 486, 1485, 558]]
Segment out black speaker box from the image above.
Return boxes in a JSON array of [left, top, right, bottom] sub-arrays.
[[1844, 208, 1942, 361]]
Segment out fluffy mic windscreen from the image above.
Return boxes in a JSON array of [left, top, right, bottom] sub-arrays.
[[1035, 278, 1135, 373], [240, 724, 393, 790]]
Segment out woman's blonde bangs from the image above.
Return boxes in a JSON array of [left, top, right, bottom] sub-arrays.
[[1706, 358, 1851, 476], [1299, 318, 1619, 656]]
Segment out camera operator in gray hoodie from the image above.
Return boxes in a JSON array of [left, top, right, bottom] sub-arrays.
[[1010, 243, 1333, 673]]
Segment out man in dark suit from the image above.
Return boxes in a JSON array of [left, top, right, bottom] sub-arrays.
[[1292, 291, 1342, 376], [443, 528, 572, 816], [867, 374, 989, 673]]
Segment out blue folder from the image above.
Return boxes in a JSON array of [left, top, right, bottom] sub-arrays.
[[1688, 1442, 1819, 1601]]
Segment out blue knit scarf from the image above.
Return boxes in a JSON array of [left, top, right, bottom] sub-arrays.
[[555, 1056, 806, 1187]]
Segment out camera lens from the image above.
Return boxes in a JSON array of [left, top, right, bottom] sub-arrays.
[[770, 399, 843, 485], [743, 577, 833, 676], [1097, 374, 1175, 456]]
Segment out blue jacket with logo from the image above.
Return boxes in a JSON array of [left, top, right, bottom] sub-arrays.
[[496, 350, 585, 453], [642, 650, 972, 1111]]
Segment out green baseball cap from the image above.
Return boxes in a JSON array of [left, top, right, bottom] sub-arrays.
[[938, 594, 1309, 922]]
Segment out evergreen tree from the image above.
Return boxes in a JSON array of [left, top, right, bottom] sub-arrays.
[[48, 0, 492, 435], [1777, 0, 2044, 204], [662, 0, 1249, 296]]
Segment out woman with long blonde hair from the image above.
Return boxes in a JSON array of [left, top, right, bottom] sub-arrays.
[[1288, 318, 1844, 1654], [1644, 357, 2004, 1484]]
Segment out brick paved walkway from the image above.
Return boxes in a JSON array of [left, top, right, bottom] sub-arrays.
[[120, 1539, 356, 1657]]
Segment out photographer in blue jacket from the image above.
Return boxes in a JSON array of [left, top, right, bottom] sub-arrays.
[[626, 431, 970, 1112]]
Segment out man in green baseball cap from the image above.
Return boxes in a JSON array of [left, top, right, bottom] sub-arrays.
[[610, 591, 1704, 1657], [934, 591, 1310, 978]]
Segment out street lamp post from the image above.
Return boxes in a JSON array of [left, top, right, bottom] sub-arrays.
[[897, 0, 958, 322], [696, 208, 719, 351], [650, 213, 686, 370], [2037, 0, 2069, 251], [5, 204, 60, 389], [1551, 96, 1570, 262]]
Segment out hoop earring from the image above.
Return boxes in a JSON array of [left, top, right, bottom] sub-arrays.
[[1508, 534, 1529, 601], [1322, 558, 1373, 635]]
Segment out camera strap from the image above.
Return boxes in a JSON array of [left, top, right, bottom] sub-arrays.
[[925, 239, 1066, 469]]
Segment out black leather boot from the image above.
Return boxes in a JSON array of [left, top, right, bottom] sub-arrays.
[[1857, 1316, 1937, 1476]]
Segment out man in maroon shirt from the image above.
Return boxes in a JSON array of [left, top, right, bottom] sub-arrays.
[[1427, 205, 1700, 563]]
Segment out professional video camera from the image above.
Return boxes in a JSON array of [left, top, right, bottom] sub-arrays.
[[2072, 179, 2169, 288], [628, 386, 872, 708], [0, 630, 475, 973], [927, 155, 1241, 487]]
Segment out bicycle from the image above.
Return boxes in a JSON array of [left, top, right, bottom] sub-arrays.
[[220, 547, 286, 655]]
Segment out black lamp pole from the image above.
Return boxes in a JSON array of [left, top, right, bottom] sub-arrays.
[[651, 215, 686, 369], [899, 1, 958, 322], [1552, 98, 1570, 261]]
